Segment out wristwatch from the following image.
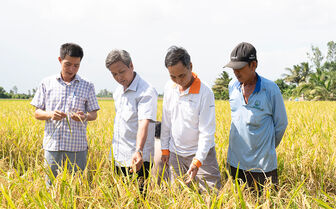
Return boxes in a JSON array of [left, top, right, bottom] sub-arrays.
[[135, 148, 143, 157]]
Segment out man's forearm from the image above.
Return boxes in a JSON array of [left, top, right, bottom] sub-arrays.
[[136, 119, 150, 150], [86, 110, 98, 121], [34, 109, 52, 120]]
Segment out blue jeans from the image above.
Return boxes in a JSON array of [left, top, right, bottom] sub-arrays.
[[44, 149, 88, 186]]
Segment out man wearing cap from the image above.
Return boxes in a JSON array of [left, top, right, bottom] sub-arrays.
[[224, 42, 288, 189], [160, 46, 221, 191]]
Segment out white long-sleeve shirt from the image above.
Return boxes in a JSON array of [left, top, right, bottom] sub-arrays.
[[160, 73, 216, 164]]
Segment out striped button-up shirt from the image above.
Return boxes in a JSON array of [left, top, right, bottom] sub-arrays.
[[31, 74, 100, 151], [112, 72, 158, 167]]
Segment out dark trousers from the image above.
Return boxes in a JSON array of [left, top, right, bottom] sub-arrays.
[[229, 165, 278, 191], [114, 161, 151, 193]]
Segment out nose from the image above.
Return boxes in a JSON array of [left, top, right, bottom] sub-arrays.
[[175, 78, 183, 85], [115, 74, 123, 82], [70, 65, 78, 72]]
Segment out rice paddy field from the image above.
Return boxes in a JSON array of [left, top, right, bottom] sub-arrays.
[[0, 99, 335, 208]]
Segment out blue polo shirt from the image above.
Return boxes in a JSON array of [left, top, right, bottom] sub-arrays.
[[227, 74, 288, 172]]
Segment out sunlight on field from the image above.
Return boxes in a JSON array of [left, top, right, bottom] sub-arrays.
[[0, 100, 335, 208]]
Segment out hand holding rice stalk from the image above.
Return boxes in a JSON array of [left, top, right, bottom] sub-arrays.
[[46, 110, 86, 144], [69, 111, 87, 124]]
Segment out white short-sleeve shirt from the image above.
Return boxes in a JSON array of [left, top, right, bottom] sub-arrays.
[[111, 72, 158, 167]]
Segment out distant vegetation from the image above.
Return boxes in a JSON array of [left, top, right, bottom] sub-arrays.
[[96, 89, 113, 98], [0, 86, 33, 99], [213, 41, 336, 101], [2, 41, 335, 101]]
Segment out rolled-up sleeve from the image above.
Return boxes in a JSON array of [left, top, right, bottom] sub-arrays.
[[194, 89, 216, 164], [272, 90, 288, 148]]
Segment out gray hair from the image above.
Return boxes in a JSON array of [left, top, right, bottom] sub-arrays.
[[105, 49, 132, 69]]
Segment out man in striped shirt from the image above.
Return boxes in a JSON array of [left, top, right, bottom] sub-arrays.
[[160, 46, 221, 191], [31, 43, 100, 186]]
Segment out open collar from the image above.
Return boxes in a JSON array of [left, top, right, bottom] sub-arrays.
[[172, 72, 201, 94], [56, 73, 80, 85], [125, 72, 139, 92], [252, 73, 261, 94], [189, 72, 201, 94]]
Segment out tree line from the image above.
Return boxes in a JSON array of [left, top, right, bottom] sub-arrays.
[[0, 86, 34, 99], [0, 87, 114, 99], [2, 41, 335, 100], [212, 41, 336, 101]]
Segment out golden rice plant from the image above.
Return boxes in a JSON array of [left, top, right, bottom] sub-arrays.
[[0, 99, 335, 208]]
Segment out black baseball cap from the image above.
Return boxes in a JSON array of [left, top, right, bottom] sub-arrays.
[[224, 42, 257, 69]]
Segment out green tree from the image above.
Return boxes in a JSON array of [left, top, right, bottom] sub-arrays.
[[283, 62, 311, 86], [297, 69, 336, 100], [326, 41, 336, 62], [0, 86, 9, 98], [307, 45, 323, 69], [212, 71, 232, 100], [97, 89, 113, 98], [274, 78, 295, 99]]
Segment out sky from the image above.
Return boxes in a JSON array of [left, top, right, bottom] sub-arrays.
[[0, 0, 335, 94]]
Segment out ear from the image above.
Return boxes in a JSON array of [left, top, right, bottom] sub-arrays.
[[129, 62, 134, 71], [251, 61, 257, 71], [58, 57, 62, 63], [189, 62, 193, 71]]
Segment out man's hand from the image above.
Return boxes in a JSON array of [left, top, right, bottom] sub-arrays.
[[50, 110, 67, 121], [186, 163, 199, 184], [161, 155, 169, 165], [130, 151, 143, 173], [71, 111, 87, 122]]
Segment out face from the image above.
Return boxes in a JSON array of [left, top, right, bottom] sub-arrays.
[[167, 61, 193, 90], [59, 55, 81, 82], [233, 61, 257, 84], [108, 61, 134, 89]]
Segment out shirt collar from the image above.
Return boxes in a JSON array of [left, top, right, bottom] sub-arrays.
[[253, 73, 261, 94], [172, 72, 201, 94], [125, 72, 139, 92], [189, 72, 201, 94], [56, 73, 80, 84]]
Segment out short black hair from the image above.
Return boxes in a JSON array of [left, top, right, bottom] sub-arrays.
[[60, 43, 84, 60], [164, 46, 191, 69]]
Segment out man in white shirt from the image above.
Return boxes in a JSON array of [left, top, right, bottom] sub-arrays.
[[160, 46, 221, 191], [105, 49, 158, 192]]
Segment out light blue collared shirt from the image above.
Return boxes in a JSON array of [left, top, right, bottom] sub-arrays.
[[111, 72, 158, 167], [227, 74, 288, 172]]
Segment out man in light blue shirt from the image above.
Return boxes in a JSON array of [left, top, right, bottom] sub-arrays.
[[224, 42, 288, 189], [105, 49, 158, 193]]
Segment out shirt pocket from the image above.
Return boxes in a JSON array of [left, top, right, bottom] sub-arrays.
[[70, 96, 86, 112]]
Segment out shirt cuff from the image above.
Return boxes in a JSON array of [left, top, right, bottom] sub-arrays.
[[161, 149, 170, 155], [192, 158, 202, 168]]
